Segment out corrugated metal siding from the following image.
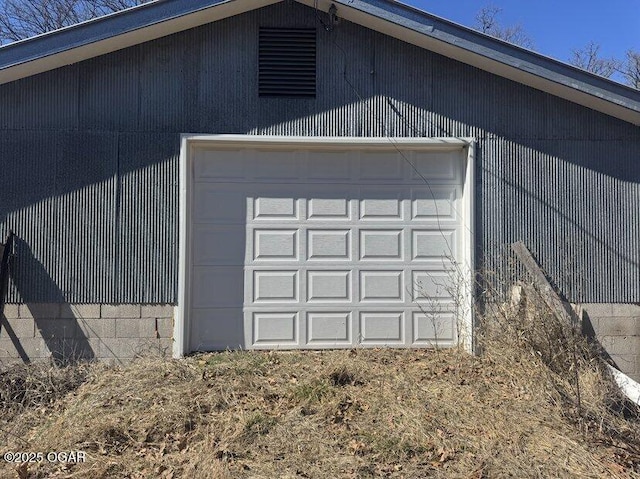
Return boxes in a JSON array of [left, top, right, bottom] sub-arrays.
[[0, 66, 79, 130], [0, 131, 118, 303], [116, 133, 179, 303], [0, 1, 639, 303], [79, 48, 140, 132], [479, 137, 640, 302], [54, 133, 119, 303]]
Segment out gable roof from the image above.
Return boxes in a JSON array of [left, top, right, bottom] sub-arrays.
[[1, 0, 639, 126]]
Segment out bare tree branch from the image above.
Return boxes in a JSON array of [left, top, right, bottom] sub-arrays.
[[619, 49, 640, 89], [0, 0, 148, 44], [475, 4, 534, 49], [569, 41, 618, 78]]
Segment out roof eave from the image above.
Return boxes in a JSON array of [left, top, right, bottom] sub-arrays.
[[0, 0, 280, 83]]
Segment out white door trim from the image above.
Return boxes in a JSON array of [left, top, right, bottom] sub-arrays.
[[174, 135, 475, 357]]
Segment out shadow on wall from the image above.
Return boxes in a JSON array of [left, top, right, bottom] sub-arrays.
[[1, 236, 96, 364]]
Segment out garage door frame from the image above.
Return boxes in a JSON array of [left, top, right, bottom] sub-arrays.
[[174, 135, 475, 357]]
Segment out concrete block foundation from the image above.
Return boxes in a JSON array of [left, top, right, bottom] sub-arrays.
[[1, 302, 638, 383], [0, 303, 174, 366], [582, 303, 640, 382]]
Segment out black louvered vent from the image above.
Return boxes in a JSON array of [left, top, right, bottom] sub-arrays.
[[259, 27, 316, 98]]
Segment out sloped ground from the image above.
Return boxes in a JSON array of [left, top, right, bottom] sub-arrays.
[[1, 324, 639, 479]]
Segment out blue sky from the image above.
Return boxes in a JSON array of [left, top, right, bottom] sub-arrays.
[[401, 0, 640, 64]]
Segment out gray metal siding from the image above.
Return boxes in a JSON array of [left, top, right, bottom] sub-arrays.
[[479, 138, 640, 302], [0, 66, 79, 130], [79, 49, 140, 132], [0, 131, 118, 303], [116, 133, 179, 304], [0, 1, 638, 303]]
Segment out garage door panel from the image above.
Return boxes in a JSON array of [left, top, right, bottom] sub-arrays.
[[307, 270, 352, 302], [360, 271, 404, 302], [412, 271, 455, 301], [192, 266, 244, 308], [412, 151, 460, 181], [190, 308, 244, 350], [252, 312, 298, 345], [194, 149, 245, 180], [253, 229, 299, 260], [253, 271, 299, 303], [412, 311, 456, 345], [360, 312, 405, 344], [307, 196, 352, 220], [307, 312, 352, 344], [359, 191, 404, 220], [360, 230, 403, 260], [193, 185, 247, 224], [249, 151, 301, 180], [412, 230, 457, 261], [411, 187, 458, 221], [307, 229, 351, 260], [307, 151, 352, 180], [358, 151, 404, 180], [254, 196, 298, 220], [192, 225, 246, 265]]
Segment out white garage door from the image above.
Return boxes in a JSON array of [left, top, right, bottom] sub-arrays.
[[183, 138, 472, 352]]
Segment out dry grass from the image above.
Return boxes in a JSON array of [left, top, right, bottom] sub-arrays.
[[0, 361, 93, 418], [1, 296, 639, 478]]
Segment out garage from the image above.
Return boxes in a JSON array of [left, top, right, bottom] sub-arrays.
[[178, 137, 474, 354]]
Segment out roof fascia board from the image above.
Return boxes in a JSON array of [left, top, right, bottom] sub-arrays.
[[300, 0, 640, 126], [0, 0, 279, 84]]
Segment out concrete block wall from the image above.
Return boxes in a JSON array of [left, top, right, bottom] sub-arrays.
[[0, 304, 173, 365], [3, 302, 638, 382], [582, 304, 640, 382]]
